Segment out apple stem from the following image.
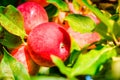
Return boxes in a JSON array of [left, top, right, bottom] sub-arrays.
[[21, 38, 27, 45], [111, 33, 120, 46], [60, 43, 65, 48]]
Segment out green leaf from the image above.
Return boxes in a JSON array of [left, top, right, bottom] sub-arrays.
[[68, 37, 81, 66], [45, 4, 58, 19], [71, 45, 117, 76], [69, 50, 80, 67], [0, 29, 22, 48], [0, 6, 5, 13], [0, 48, 30, 80], [0, 26, 4, 38], [95, 22, 111, 40], [70, 37, 80, 52], [31, 76, 67, 80], [0, 57, 15, 80], [0, 5, 26, 40], [81, 0, 113, 33], [65, 14, 96, 33], [72, 0, 80, 11], [111, 14, 119, 21], [93, 57, 120, 80], [112, 18, 120, 38], [47, 0, 69, 11], [51, 55, 78, 80], [51, 55, 72, 77]]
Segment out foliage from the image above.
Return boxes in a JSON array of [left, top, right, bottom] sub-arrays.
[[0, 0, 120, 80]]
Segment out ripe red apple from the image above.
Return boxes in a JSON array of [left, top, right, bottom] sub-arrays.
[[26, 0, 49, 7], [27, 22, 71, 67], [11, 45, 40, 75], [17, 2, 48, 34]]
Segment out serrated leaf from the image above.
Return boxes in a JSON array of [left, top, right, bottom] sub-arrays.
[[65, 14, 96, 33], [0, 48, 30, 80], [71, 45, 117, 76], [0, 5, 26, 40], [47, 0, 69, 11]]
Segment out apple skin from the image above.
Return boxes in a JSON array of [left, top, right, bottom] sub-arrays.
[[11, 45, 40, 75], [27, 22, 71, 67], [17, 2, 48, 34], [26, 0, 49, 7]]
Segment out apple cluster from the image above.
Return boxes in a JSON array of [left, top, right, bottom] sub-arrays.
[[11, 2, 71, 75]]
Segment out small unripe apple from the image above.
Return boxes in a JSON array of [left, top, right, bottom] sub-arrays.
[[11, 45, 40, 75], [26, 0, 49, 7], [17, 2, 48, 34], [27, 22, 71, 67]]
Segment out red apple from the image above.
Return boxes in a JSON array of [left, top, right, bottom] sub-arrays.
[[27, 22, 71, 67], [26, 0, 49, 7], [17, 2, 48, 34], [11, 45, 40, 75]]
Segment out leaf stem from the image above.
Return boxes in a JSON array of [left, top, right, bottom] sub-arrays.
[[111, 33, 119, 46]]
